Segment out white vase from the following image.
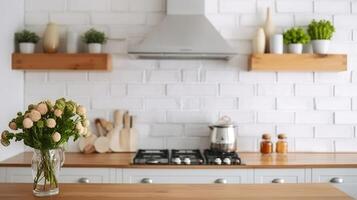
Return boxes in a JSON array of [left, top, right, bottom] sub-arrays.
[[269, 34, 283, 54], [311, 40, 330, 54], [288, 43, 303, 54], [19, 43, 36, 54], [43, 23, 59, 53], [88, 43, 102, 53], [66, 31, 79, 53], [263, 7, 275, 53], [252, 28, 266, 54]]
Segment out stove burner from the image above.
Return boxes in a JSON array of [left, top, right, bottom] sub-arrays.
[[133, 149, 169, 164], [204, 149, 241, 165], [171, 149, 204, 165]]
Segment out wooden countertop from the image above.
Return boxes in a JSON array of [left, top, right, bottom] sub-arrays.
[[0, 183, 352, 200], [1, 152, 357, 168]]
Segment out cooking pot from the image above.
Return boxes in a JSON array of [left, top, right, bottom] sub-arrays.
[[209, 116, 236, 152]]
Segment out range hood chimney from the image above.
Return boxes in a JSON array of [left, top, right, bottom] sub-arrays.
[[128, 0, 236, 60]]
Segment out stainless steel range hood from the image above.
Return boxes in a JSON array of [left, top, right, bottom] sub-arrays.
[[128, 0, 236, 60]]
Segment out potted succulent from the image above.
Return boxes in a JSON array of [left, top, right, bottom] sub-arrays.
[[283, 27, 310, 54], [307, 19, 335, 54], [15, 30, 40, 54], [82, 28, 107, 53], [1, 98, 89, 197]]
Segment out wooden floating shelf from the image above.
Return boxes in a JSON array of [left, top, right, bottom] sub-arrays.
[[12, 53, 112, 71], [249, 54, 347, 71]]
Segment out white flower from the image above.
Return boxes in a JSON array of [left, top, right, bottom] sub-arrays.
[[54, 109, 63, 117], [23, 118, 33, 129], [76, 106, 86, 116], [83, 120, 90, 128], [76, 122, 83, 130], [46, 118, 56, 128], [29, 110, 41, 122], [52, 132, 61, 142], [36, 103, 48, 115], [9, 122, 17, 130], [78, 126, 84, 135]]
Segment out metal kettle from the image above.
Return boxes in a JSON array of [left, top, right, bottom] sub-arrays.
[[209, 116, 236, 152]]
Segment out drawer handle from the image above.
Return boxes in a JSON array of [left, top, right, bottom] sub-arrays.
[[330, 177, 344, 184], [215, 178, 227, 184], [141, 178, 153, 184], [78, 177, 90, 184], [272, 178, 285, 184]]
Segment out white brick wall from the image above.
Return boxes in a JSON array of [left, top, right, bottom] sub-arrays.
[[22, 0, 357, 152]]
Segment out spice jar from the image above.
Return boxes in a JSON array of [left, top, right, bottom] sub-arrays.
[[276, 134, 288, 154], [260, 134, 273, 154]]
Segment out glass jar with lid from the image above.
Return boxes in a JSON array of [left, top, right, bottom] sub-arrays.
[[276, 134, 288, 154], [260, 134, 273, 154]]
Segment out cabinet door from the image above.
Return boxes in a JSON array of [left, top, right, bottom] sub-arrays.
[[59, 168, 116, 184], [0, 168, 6, 183], [6, 167, 32, 183], [254, 169, 307, 184], [333, 183, 357, 199], [312, 168, 357, 184], [123, 169, 253, 184]]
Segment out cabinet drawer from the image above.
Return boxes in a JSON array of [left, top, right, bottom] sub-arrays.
[[0, 168, 6, 183], [123, 169, 253, 184], [254, 169, 307, 184], [6, 167, 32, 183], [312, 168, 357, 184]]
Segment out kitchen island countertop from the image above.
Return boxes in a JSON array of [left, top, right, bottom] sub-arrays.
[[0, 183, 353, 200]]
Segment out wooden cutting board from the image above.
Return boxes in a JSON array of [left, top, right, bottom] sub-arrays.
[[119, 111, 131, 152], [129, 116, 137, 152], [109, 110, 123, 152]]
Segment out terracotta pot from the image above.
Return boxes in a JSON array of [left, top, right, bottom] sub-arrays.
[[43, 23, 59, 53]]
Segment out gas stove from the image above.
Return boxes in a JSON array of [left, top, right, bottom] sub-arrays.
[[133, 149, 242, 165]]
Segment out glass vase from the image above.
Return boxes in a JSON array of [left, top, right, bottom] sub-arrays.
[[32, 149, 61, 197]]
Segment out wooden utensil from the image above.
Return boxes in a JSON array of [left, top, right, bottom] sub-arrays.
[[99, 118, 114, 132], [78, 133, 97, 152], [129, 116, 137, 152], [119, 111, 131, 152], [108, 110, 123, 152], [94, 119, 110, 153]]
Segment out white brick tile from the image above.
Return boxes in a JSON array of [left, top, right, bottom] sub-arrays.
[[159, 60, 201, 69], [167, 111, 217, 123], [184, 124, 210, 137], [219, 0, 256, 14], [166, 137, 210, 150], [315, 125, 354, 138], [335, 84, 357, 97], [334, 15, 357, 28], [220, 111, 255, 124], [257, 111, 294, 123], [353, 2, 357, 13], [92, 97, 143, 110], [67, 82, 109, 97], [335, 111, 357, 124], [296, 111, 333, 124], [220, 84, 255, 97], [206, 14, 236, 28], [148, 70, 181, 83], [220, 27, 256, 40], [353, 97, 357, 110], [203, 70, 238, 83], [273, 14, 295, 27], [295, 84, 333, 97], [26, 0, 65, 11], [67, 0, 110, 11], [314, 0, 350, 13], [147, 13, 165, 26], [89, 70, 144, 83], [135, 124, 151, 137], [130, 111, 166, 123], [332, 29, 353, 42], [294, 14, 332, 26], [50, 13, 90, 25], [239, 96, 276, 110], [236, 136, 258, 152], [315, 72, 351, 83], [277, 72, 313, 83], [276, 0, 313, 13], [25, 12, 49, 25], [228, 40, 252, 55], [111, 0, 129, 11], [91, 13, 146, 25], [205, 0, 218, 14], [104, 39, 128, 54], [113, 58, 158, 70], [129, 0, 164, 11], [277, 97, 314, 110], [295, 139, 334, 152], [277, 125, 314, 138], [201, 97, 237, 110], [48, 72, 87, 81], [240, 14, 261, 26], [167, 84, 218, 96], [257, 84, 294, 96], [128, 84, 165, 96], [145, 98, 180, 110], [25, 72, 47, 82], [183, 70, 200, 82], [239, 72, 276, 83], [25, 83, 66, 97], [138, 137, 165, 149], [227, 55, 249, 70], [182, 97, 201, 110], [238, 124, 275, 136], [150, 124, 183, 136], [315, 97, 351, 110], [110, 84, 126, 96], [335, 139, 357, 152]]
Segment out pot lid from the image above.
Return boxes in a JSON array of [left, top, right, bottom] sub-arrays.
[[211, 116, 235, 128]]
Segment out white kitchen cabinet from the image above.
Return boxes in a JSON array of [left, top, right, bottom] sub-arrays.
[[122, 169, 254, 184], [312, 168, 357, 184], [6, 167, 32, 183], [0, 167, 6, 183], [333, 183, 357, 199], [254, 169, 310, 184]]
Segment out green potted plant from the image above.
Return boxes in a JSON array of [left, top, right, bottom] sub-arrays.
[[283, 27, 310, 54], [15, 30, 40, 54], [307, 19, 335, 54], [82, 28, 107, 53]]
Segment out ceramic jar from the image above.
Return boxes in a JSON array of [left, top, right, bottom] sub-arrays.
[[269, 34, 283, 54], [66, 31, 79, 53], [43, 23, 59, 53]]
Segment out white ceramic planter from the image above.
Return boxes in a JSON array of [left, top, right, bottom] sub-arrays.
[[311, 40, 330, 54], [288, 43, 303, 54], [269, 34, 283, 54], [19, 43, 36, 54], [88, 43, 102, 53]]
